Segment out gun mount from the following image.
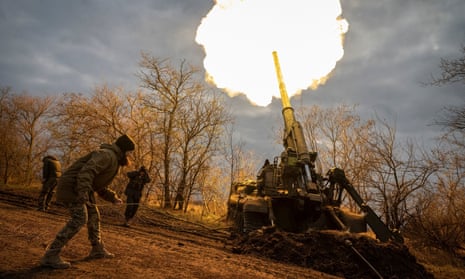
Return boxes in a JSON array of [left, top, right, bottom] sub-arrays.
[[227, 51, 402, 243]]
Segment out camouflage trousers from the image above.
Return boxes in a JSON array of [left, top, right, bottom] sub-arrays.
[[49, 197, 101, 249], [38, 177, 58, 209]]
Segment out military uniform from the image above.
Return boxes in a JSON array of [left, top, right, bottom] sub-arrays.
[[40, 135, 135, 269], [124, 167, 151, 226], [38, 156, 62, 211]]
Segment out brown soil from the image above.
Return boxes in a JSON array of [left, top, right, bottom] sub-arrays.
[[0, 187, 455, 279], [231, 229, 432, 278], [0, 189, 340, 279]]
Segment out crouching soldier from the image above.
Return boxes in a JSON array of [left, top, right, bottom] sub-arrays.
[[40, 134, 135, 269]]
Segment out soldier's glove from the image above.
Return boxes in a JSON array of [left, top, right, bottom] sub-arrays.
[[76, 191, 89, 204]]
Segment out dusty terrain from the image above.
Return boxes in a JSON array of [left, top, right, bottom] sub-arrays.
[[0, 187, 462, 279], [0, 188, 340, 279]]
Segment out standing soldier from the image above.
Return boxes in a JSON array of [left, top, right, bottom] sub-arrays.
[[124, 166, 151, 227], [40, 134, 135, 269], [256, 159, 271, 196], [38, 155, 62, 211]]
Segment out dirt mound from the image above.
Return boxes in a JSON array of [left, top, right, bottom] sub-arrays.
[[231, 229, 434, 279]]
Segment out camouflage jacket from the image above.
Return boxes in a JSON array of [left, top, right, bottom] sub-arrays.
[[56, 143, 123, 204], [42, 155, 62, 180]]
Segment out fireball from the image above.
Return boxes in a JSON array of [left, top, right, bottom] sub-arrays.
[[195, 0, 348, 106]]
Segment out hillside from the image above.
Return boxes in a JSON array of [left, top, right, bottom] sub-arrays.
[[0, 186, 464, 279]]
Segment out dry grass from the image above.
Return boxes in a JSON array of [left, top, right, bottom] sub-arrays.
[[404, 237, 465, 279]]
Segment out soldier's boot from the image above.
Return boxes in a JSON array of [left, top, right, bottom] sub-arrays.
[[87, 242, 115, 259], [40, 248, 71, 269]]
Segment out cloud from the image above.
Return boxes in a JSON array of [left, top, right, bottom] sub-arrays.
[[0, 0, 464, 160], [0, 0, 211, 94]]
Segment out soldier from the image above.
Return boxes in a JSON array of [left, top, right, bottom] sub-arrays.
[[123, 166, 151, 227], [40, 134, 135, 269], [256, 159, 270, 195], [37, 155, 62, 211]]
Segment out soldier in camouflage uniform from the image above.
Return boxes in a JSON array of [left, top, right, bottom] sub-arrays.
[[124, 166, 151, 227], [40, 134, 135, 269], [37, 155, 62, 211]]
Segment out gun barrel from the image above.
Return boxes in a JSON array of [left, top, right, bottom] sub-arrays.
[[272, 51, 312, 164], [272, 51, 291, 109]]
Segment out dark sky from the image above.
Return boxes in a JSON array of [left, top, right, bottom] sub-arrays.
[[1, 0, 464, 163]]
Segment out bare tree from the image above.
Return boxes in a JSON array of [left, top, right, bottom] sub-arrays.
[[404, 45, 465, 253], [0, 88, 57, 185], [297, 104, 377, 208], [198, 165, 228, 218], [125, 90, 158, 167], [86, 85, 128, 139], [221, 123, 259, 191], [407, 141, 465, 254], [138, 54, 232, 211], [429, 45, 465, 131], [51, 86, 134, 165], [435, 106, 465, 132], [125, 90, 163, 204], [173, 90, 230, 211], [298, 105, 437, 228], [429, 45, 465, 86], [366, 118, 437, 230], [139, 53, 201, 208], [10, 93, 54, 184], [0, 87, 21, 184], [49, 92, 90, 166]]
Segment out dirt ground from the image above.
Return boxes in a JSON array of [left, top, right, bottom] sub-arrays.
[[0, 189, 341, 279], [0, 187, 463, 279]]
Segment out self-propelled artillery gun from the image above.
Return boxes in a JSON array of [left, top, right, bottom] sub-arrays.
[[227, 51, 402, 243]]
